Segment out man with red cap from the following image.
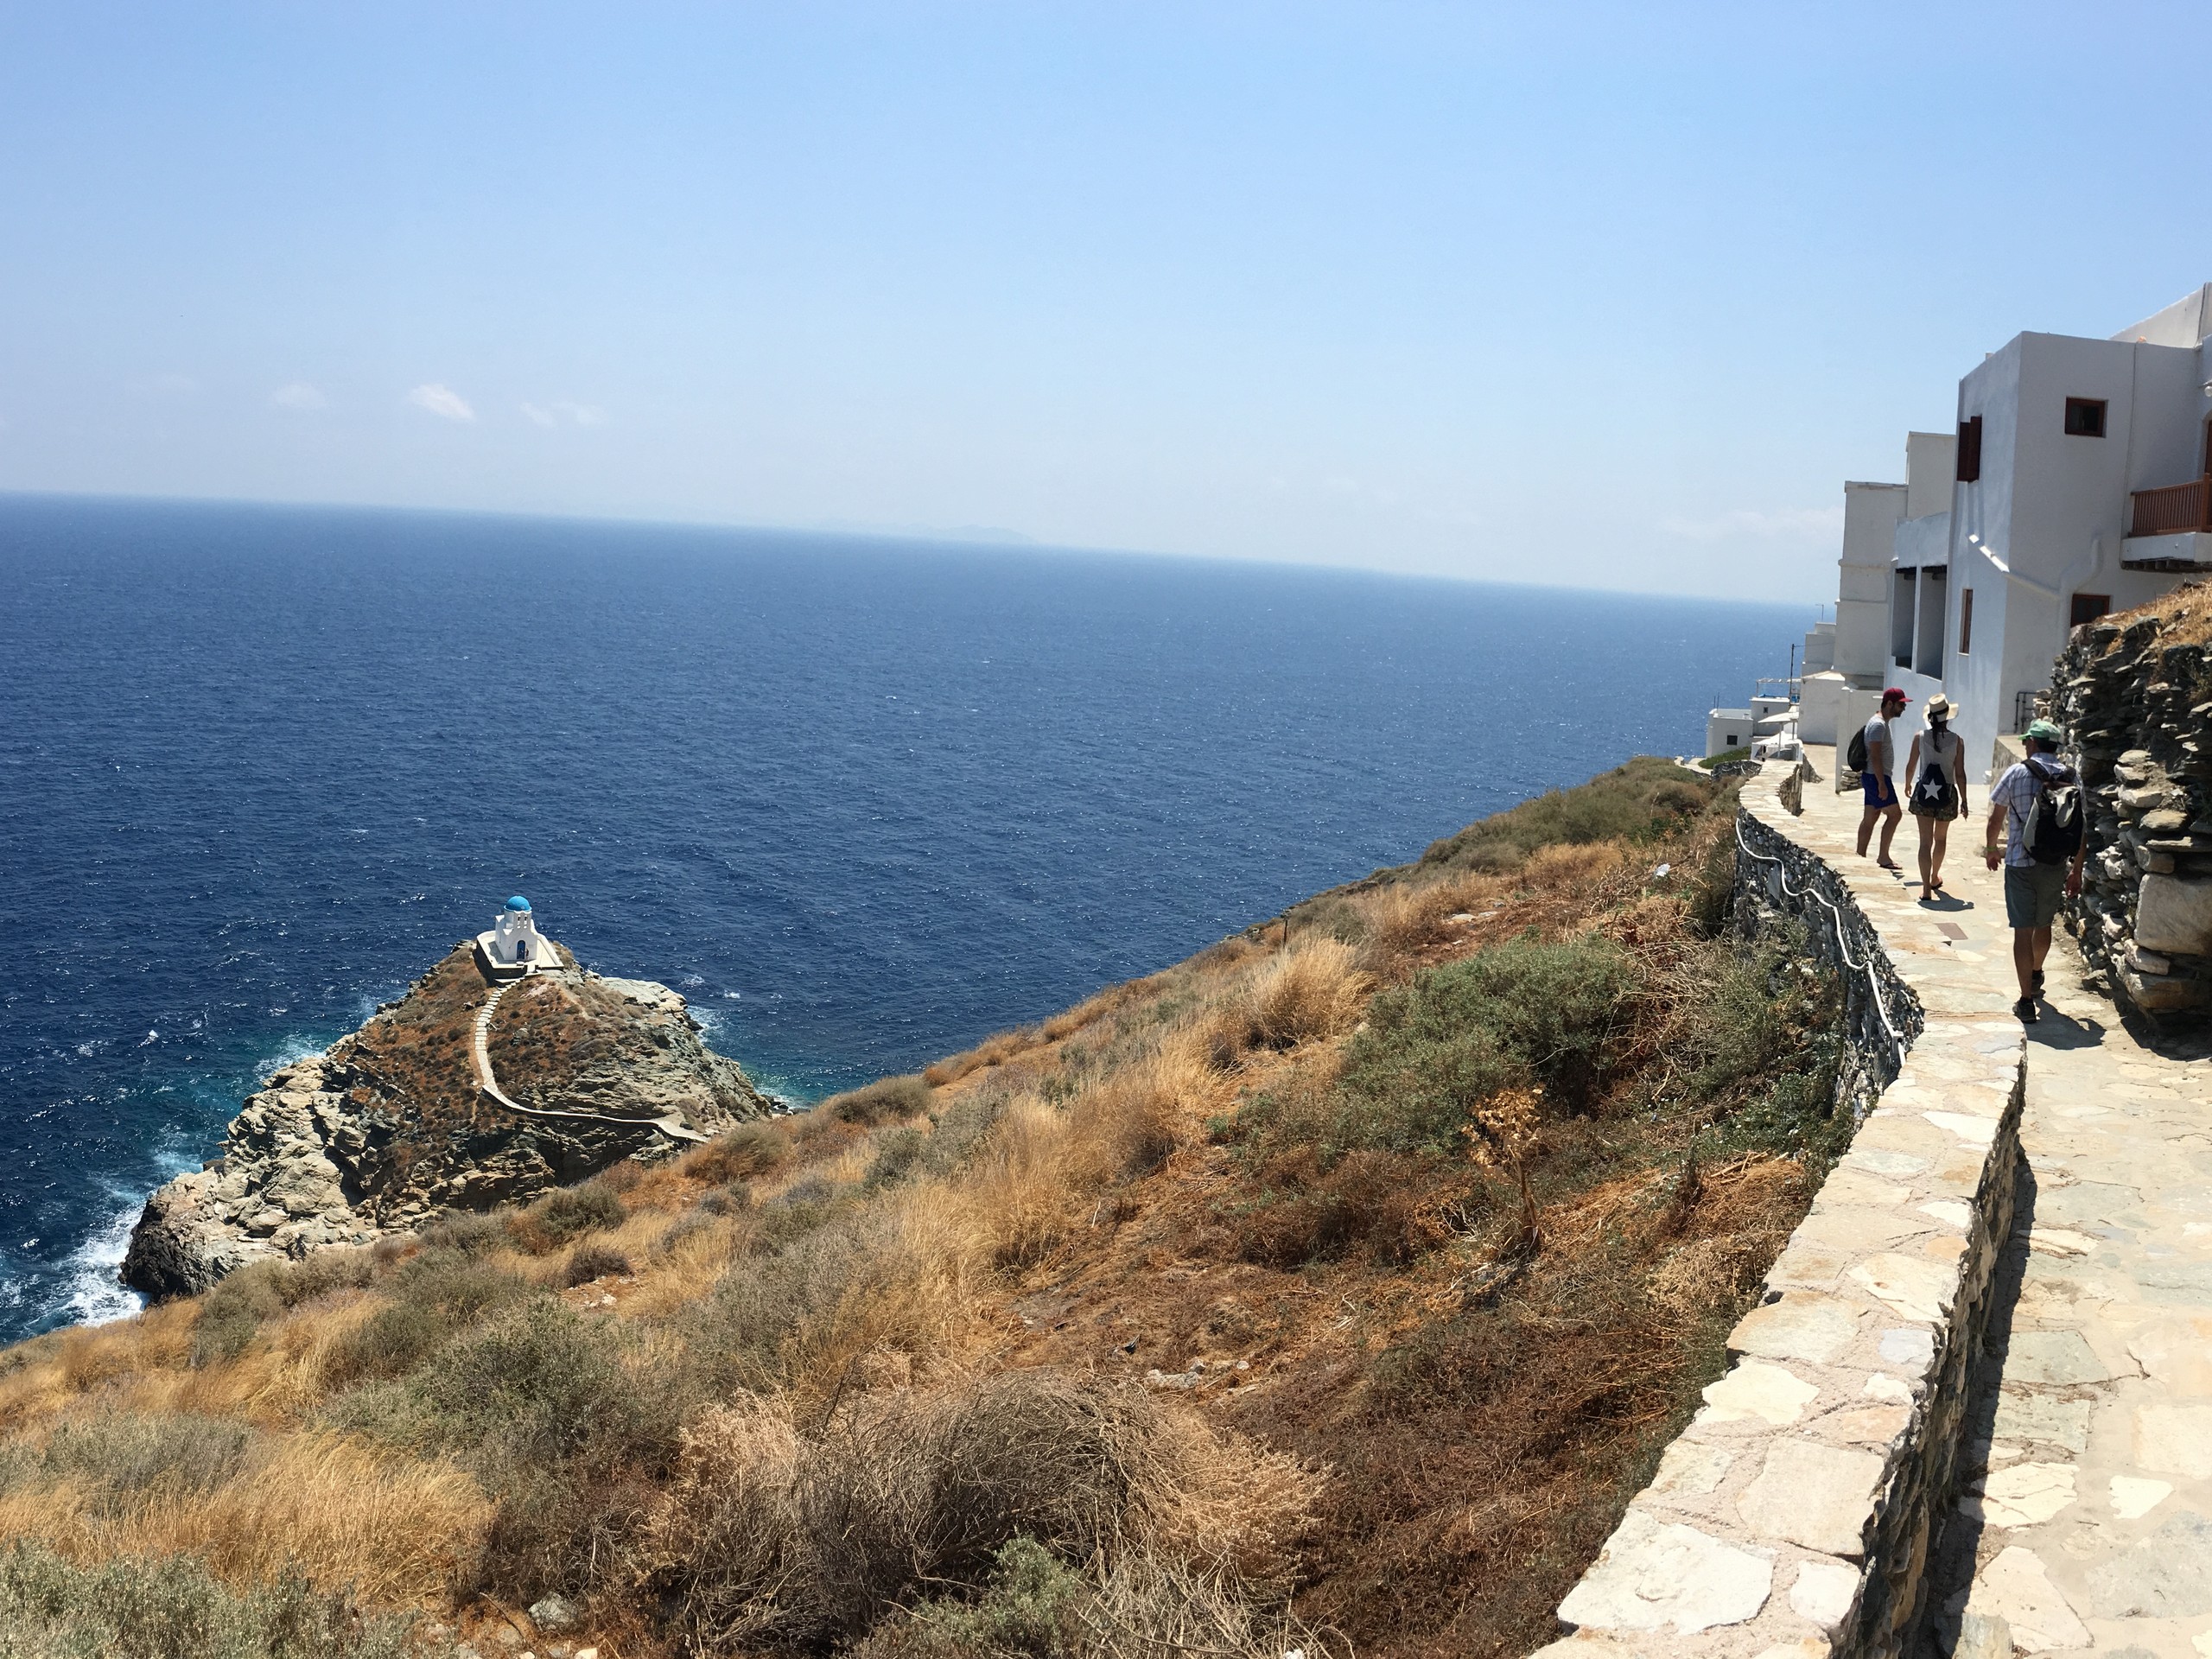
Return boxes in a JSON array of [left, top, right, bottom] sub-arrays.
[[1855, 687, 1910, 869]]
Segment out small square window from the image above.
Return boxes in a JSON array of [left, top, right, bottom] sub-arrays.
[[1726, 735, 1738, 747], [2070, 593, 2110, 627], [2064, 397, 2107, 437]]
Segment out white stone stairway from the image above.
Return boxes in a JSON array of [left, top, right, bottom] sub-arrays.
[[472, 979, 709, 1144]]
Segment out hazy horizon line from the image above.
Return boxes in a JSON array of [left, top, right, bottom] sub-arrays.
[[0, 484, 1827, 616]]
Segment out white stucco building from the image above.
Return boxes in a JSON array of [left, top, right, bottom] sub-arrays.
[[1802, 283, 2212, 779]]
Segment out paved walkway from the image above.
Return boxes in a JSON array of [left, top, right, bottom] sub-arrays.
[[1793, 753, 2212, 1656]]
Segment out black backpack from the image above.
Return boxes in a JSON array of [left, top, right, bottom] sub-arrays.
[[1910, 755, 1958, 817], [2022, 755, 2083, 865], [1846, 726, 1869, 773]]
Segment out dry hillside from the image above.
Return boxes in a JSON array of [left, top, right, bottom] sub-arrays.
[[0, 759, 1852, 1659]]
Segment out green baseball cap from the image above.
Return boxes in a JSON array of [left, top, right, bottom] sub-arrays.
[[2024, 718, 2064, 744]]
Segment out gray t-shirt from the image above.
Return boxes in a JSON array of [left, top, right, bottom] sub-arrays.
[[1861, 715, 1895, 779]]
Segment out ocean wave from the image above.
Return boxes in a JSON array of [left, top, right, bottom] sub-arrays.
[[57, 1197, 144, 1328]]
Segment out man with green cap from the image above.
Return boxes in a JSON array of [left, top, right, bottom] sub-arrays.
[[1983, 719, 2087, 1021]]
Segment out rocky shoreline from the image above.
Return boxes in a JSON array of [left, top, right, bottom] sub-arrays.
[[121, 944, 773, 1299]]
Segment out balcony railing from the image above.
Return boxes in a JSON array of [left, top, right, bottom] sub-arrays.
[[2128, 475, 2212, 537]]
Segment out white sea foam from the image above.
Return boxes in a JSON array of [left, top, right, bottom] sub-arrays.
[[252, 1033, 329, 1084], [60, 1198, 146, 1327]]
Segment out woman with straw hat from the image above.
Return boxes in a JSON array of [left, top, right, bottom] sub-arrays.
[[1904, 692, 1969, 899]]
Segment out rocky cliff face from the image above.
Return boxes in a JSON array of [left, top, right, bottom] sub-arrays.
[[2049, 584, 2212, 1015], [121, 944, 775, 1299]]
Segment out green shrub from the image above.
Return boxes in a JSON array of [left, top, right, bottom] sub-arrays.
[[321, 1252, 529, 1389], [334, 1296, 680, 1603], [189, 1271, 288, 1368], [0, 1541, 433, 1659], [1415, 758, 1716, 874], [680, 1209, 883, 1396], [515, 1184, 626, 1252], [849, 1535, 1317, 1659], [855, 1537, 1085, 1658], [862, 1128, 928, 1191], [415, 1210, 510, 1257], [0, 1415, 255, 1512], [1333, 936, 1635, 1151], [912, 1089, 1012, 1181], [754, 1180, 843, 1251]]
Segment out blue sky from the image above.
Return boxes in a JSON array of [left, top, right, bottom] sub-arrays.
[[3, 3, 2208, 601]]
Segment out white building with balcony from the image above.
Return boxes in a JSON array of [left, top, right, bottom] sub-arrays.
[[1802, 283, 2212, 779]]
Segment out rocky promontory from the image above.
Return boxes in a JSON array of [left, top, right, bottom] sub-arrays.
[[122, 942, 774, 1299]]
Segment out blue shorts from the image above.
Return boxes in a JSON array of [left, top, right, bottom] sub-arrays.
[[1862, 772, 1897, 808]]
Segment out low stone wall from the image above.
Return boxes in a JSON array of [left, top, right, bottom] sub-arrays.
[[1535, 776, 2027, 1659], [2049, 604, 2212, 1015], [1732, 808, 1917, 1123]]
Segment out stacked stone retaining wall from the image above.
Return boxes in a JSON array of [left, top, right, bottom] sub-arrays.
[[2049, 600, 2212, 1015], [1535, 775, 2029, 1658]]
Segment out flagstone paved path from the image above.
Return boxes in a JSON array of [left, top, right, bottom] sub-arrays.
[[1792, 753, 2212, 1658]]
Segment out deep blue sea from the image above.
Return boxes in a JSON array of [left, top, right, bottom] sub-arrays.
[[0, 494, 1804, 1339]]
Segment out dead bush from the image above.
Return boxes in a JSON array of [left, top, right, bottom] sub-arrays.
[[685, 1122, 790, 1185], [823, 1074, 934, 1128], [1232, 1149, 1447, 1268], [632, 1370, 1319, 1649], [563, 1242, 632, 1287]]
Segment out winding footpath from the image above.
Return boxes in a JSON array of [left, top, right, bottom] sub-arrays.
[[1540, 752, 2211, 1659], [1771, 759, 2211, 1656], [471, 976, 710, 1145]]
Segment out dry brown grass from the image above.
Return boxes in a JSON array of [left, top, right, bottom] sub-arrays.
[[2102, 575, 2212, 648], [0, 1428, 488, 1605], [0, 1302, 197, 1434], [0, 759, 1823, 1657], [923, 1026, 1040, 1087], [1204, 939, 1370, 1065], [1350, 869, 1499, 968]]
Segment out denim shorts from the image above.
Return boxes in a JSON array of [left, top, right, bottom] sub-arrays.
[[2004, 861, 2067, 929]]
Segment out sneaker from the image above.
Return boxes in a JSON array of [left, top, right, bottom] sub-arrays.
[[2013, 996, 2040, 1023]]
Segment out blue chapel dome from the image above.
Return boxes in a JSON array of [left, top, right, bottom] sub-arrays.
[[505, 895, 531, 912]]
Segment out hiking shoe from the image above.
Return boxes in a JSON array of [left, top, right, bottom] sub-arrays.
[[2013, 996, 2039, 1023]]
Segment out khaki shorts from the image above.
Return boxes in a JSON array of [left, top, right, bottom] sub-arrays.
[[2004, 862, 2067, 930]]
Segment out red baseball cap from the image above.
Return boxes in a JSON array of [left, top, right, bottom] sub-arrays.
[[1883, 687, 1910, 702]]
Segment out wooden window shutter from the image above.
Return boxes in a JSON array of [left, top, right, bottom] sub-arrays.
[[1957, 415, 1982, 482]]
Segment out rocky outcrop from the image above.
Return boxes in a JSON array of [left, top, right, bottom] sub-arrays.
[[121, 946, 773, 1300], [2048, 585, 2212, 1016]]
